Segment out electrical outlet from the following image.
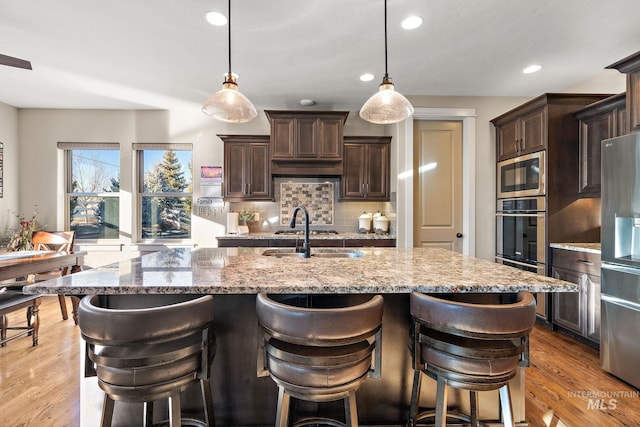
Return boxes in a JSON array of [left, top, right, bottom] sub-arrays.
[[253, 212, 260, 221]]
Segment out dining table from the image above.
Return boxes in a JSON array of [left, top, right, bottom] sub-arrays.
[[0, 250, 85, 283]]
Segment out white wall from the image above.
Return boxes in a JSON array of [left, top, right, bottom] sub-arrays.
[[0, 102, 19, 236]]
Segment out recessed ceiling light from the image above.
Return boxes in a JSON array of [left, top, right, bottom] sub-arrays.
[[300, 99, 316, 106], [401, 16, 423, 30], [360, 73, 375, 82], [523, 64, 542, 74], [205, 11, 227, 26]]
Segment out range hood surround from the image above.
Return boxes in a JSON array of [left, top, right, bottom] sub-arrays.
[[266, 110, 349, 177], [270, 159, 343, 177]]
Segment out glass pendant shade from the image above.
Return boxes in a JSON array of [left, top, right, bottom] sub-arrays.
[[359, 77, 414, 124], [202, 74, 257, 123]]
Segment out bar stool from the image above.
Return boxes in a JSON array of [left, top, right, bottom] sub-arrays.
[[407, 291, 536, 427], [78, 294, 216, 427], [256, 293, 383, 427]]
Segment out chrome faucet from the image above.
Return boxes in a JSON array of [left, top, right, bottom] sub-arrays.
[[289, 204, 311, 258]]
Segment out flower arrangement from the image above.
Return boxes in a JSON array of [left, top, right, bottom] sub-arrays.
[[238, 209, 255, 225], [6, 206, 44, 251]]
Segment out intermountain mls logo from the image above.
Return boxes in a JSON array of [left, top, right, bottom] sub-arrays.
[[568, 390, 640, 410]]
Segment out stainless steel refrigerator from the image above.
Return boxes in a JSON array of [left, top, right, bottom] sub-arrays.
[[601, 133, 640, 389]]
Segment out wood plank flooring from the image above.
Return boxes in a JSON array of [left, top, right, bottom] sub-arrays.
[[1, 296, 638, 426]]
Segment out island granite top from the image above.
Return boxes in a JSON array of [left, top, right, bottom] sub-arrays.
[[23, 247, 577, 295]]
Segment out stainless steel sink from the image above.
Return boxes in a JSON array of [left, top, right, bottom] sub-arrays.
[[262, 248, 364, 258]]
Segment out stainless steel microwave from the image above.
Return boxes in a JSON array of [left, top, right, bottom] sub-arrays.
[[497, 151, 545, 199]]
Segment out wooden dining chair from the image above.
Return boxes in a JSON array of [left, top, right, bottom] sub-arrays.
[[29, 231, 79, 324]]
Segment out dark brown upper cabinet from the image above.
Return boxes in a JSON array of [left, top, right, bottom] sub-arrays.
[[575, 93, 626, 197], [607, 50, 640, 134], [265, 110, 349, 176], [495, 105, 547, 161], [219, 135, 273, 202], [492, 94, 612, 164], [340, 136, 391, 201]]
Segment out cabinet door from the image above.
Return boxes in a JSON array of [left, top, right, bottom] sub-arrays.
[[318, 117, 343, 159], [585, 272, 601, 343], [578, 112, 613, 195], [271, 117, 295, 159], [295, 117, 318, 158], [247, 143, 271, 198], [497, 120, 519, 160], [552, 266, 584, 335], [364, 143, 389, 199], [224, 143, 247, 199], [341, 143, 366, 199], [520, 107, 546, 153], [615, 106, 627, 136]]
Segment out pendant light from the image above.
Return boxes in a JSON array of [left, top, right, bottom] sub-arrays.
[[202, 0, 257, 123], [360, 0, 414, 124]]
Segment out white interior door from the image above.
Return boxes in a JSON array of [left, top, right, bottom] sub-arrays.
[[413, 120, 464, 252]]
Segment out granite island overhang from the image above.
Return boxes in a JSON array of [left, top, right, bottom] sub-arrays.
[[23, 247, 576, 295], [23, 247, 576, 426]]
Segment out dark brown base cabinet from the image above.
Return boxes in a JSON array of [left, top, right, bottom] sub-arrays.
[[217, 237, 397, 248], [220, 135, 273, 202], [340, 136, 391, 201], [550, 248, 601, 346]]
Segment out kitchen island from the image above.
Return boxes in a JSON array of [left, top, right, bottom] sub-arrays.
[[24, 247, 576, 426]]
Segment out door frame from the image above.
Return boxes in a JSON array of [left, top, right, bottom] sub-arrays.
[[397, 107, 476, 255]]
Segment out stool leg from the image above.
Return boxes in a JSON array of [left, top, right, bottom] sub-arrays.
[[434, 376, 448, 427], [469, 390, 479, 427], [143, 401, 154, 427], [499, 384, 515, 427], [200, 378, 216, 426], [344, 389, 359, 427], [1, 315, 7, 347], [407, 369, 422, 427], [168, 390, 181, 427], [101, 395, 115, 427], [275, 386, 290, 427]]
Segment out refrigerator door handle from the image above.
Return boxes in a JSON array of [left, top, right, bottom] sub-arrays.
[[601, 294, 640, 312]]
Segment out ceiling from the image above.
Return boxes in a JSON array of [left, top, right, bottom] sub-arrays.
[[1, 0, 639, 112]]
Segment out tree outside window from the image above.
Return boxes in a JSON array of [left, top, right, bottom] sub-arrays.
[[140, 149, 192, 239], [68, 148, 120, 240]]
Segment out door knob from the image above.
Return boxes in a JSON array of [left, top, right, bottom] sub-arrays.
[[456, 233, 463, 238]]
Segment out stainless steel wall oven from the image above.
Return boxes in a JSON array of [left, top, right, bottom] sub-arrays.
[[496, 196, 546, 275], [496, 196, 547, 317]]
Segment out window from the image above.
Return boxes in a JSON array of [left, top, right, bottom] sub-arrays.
[[60, 143, 120, 240], [136, 144, 192, 240]]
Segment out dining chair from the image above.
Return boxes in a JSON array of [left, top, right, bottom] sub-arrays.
[[30, 231, 78, 324]]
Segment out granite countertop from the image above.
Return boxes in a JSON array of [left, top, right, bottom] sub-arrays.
[[550, 242, 601, 254], [217, 232, 396, 240], [23, 247, 576, 295]]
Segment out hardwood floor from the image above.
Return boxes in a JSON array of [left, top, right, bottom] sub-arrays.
[[1, 296, 638, 426]]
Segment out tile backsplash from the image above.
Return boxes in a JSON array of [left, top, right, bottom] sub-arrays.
[[230, 177, 396, 234], [280, 182, 334, 225]]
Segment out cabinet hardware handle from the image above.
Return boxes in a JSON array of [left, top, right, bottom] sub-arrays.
[[576, 260, 594, 266]]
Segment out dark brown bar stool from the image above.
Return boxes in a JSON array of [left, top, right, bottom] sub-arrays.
[[407, 291, 536, 427], [256, 293, 383, 427], [78, 294, 216, 427]]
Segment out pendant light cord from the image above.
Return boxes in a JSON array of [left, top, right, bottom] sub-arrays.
[[383, 0, 388, 79], [227, 0, 232, 76]]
